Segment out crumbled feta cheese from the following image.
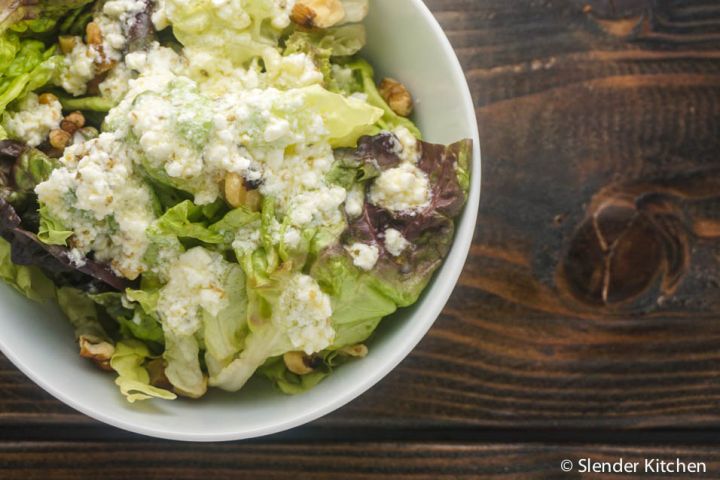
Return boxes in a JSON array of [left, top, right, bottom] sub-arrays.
[[151, 0, 169, 29], [264, 50, 324, 89], [274, 273, 334, 354], [346, 242, 379, 271], [67, 248, 87, 268], [99, 63, 133, 102], [55, 40, 96, 96], [344, 185, 365, 218], [35, 132, 156, 280], [231, 223, 261, 257], [393, 126, 420, 163], [369, 163, 431, 214], [157, 247, 230, 336], [1, 93, 62, 147], [288, 186, 347, 228], [383, 228, 410, 256], [97, 0, 147, 61]]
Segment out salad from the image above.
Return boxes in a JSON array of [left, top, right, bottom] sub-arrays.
[[0, 0, 472, 402]]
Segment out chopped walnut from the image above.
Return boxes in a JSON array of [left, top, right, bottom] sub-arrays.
[[379, 78, 414, 117]]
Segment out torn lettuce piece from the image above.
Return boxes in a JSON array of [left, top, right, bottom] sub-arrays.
[[57, 287, 109, 340], [340, 136, 472, 306], [284, 24, 367, 85], [160, 0, 293, 65], [302, 84, 383, 148], [38, 205, 72, 246], [0, 45, 62, 114], [209, 269, 335, 392], [257, 356, 329, 395], [163, 329, 207, 398], [1, 0, 96, 35], [90, 291, 165, 346], [110, 340, 177, 403], [0, 236, 55, 301], [147, 200, 224, 245], [342, 59, 421, 138], [0, 198, 131, 292], [311, 251, 396, 348], [203, 264, 248, 373], [1, 141, 58, 208]]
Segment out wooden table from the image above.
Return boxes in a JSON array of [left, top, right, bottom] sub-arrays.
[[3, 0, 720, 478]]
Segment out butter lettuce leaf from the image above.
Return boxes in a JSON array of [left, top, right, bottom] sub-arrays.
[[203, 264, 248, 372], [38, 205, 72, 246], [301, 84, 383, 148], [57, 287, 110, 341], [148, 200, 224, 244], [111, 340, 177, 403], [311, 250, 395, 348], [343, 59, 421, 138], [163, 329, 207, 398]]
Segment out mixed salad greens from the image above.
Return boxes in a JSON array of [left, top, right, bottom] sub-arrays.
[[0, 0, 472, 402]]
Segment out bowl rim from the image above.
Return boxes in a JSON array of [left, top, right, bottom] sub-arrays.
[[0, 0, 481, 442]]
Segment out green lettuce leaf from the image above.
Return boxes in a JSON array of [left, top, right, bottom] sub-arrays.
[[38, 205, 72, 246], [57, 287, 110, 341], [147, 200, 224, 244], [163, 329, 207, 398], [203, 264, 248, 370], [344, 59, 421, 138], [1, 0, 96, 35], [0, 47, 62, 113], [59, 96, 116, 112], [257, 356, 328, 395], [0, 236, 55, 301], [1, 145, 58, 208], [110, 340, 177, 403], [301, 84, 383, 148], [311, 252, 395, 347], [208, 206, 261, 246], [162, 0, 289, 65], [92, 291, 165, 346]]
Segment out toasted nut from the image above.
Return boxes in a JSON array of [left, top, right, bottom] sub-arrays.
[[95, 59, 117, 75], [225, 172, 261, 211], [58, 35, 77, 54], [283, 351, 314, 375], [61, 113, 84, 135], [379, 78, 414, 117], [86, 22, 102, 46], [146, 358, 173, 390], [49, 129, 72, 150], [60, 120, 79, 135], [291, 0, 345, 29], [340, 344, 368, 358], [38, 93, 58, 105], [79, 335, 115, 371]]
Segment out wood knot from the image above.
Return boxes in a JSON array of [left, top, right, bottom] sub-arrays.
[[558, 193, 689, 310], [580, 0, 654, 38]]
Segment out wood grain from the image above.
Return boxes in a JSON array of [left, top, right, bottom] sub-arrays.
[[1, 441, 720, 479], [2, 0, 720, 441]]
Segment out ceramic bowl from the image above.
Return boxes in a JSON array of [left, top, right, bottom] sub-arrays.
[[0, 0, 481, 441]]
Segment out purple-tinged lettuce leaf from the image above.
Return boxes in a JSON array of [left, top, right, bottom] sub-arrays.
[[340, 135, 472, 306], [0, 198, 132, 291]]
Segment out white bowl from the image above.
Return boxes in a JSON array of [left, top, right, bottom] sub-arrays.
[[0, 0, 481, 441]]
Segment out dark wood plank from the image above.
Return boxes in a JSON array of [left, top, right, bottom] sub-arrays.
[[4, 0, 720, 433], [0, 441, 719, 479]]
